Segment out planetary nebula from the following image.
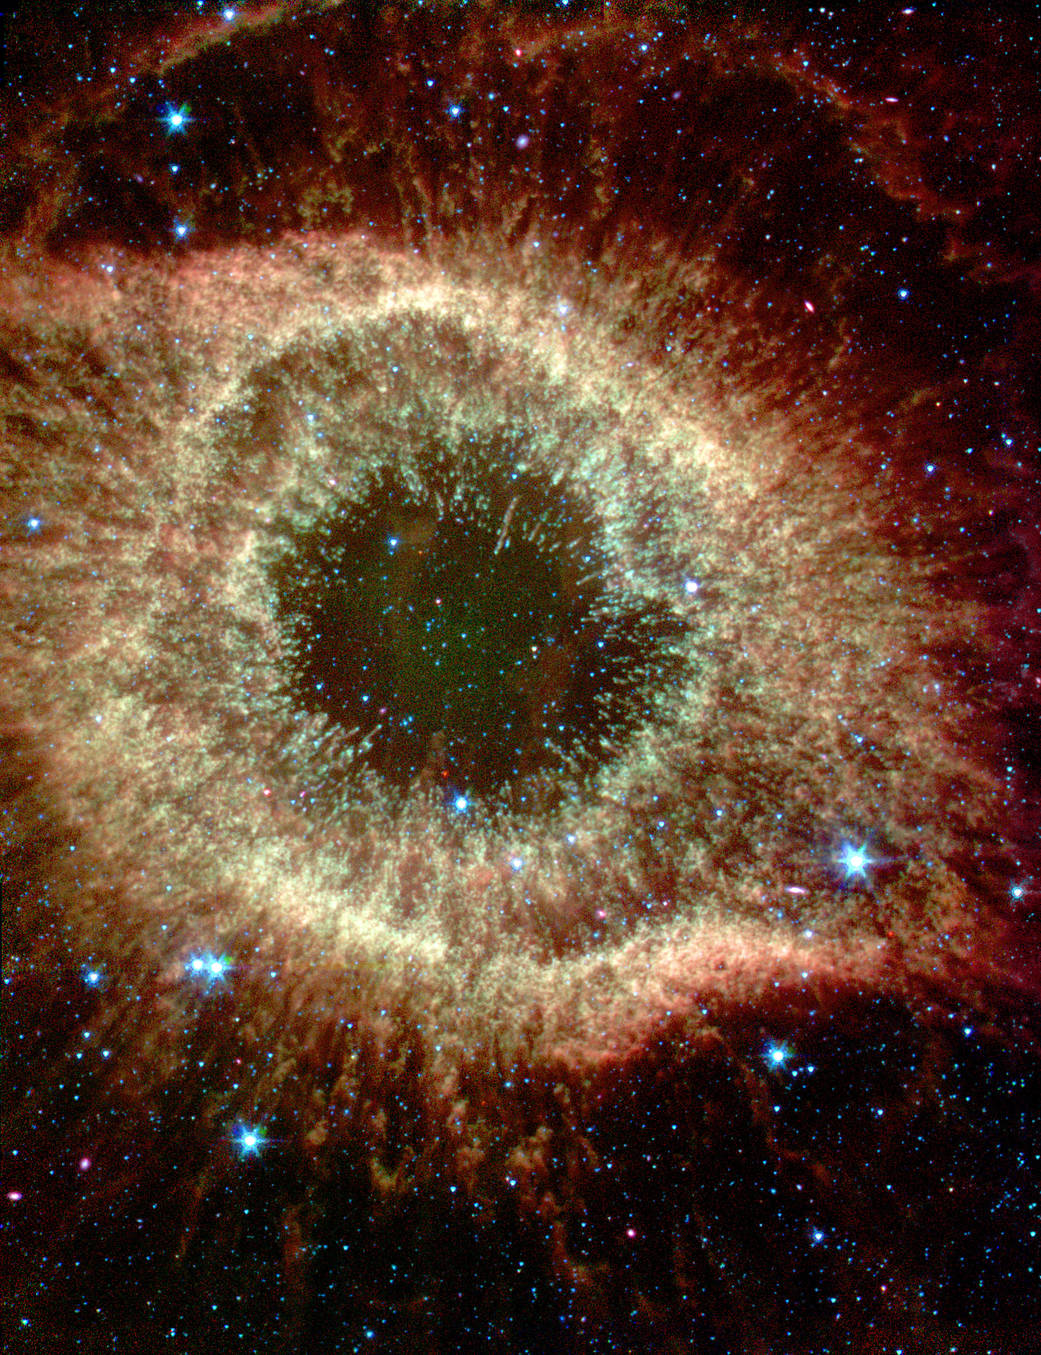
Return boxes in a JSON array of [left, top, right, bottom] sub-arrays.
[[2, 3, 1039, 1351]]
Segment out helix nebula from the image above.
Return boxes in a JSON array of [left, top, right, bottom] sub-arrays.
[[2, 3, 1040, 1350]]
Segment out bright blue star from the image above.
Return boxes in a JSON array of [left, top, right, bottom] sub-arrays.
[[187, 951, 230, 984], [25, 515, 42, 533], [234, 1124, 265, 1157], [83, 967, 102, 987], [453, 794, 468, 813], [162, 104, 191, 134], [767, 1043, 789, 1067], [447, 104, 463, 119], [173, 221, 191, 240], [840, 842, 871, 879]]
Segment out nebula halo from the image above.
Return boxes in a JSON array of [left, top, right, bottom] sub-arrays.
[[3, 7, 1038, 1348], [4, 228, 1001, 1067]]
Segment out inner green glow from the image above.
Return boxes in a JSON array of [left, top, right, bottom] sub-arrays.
[[269, 446, 690, 801]]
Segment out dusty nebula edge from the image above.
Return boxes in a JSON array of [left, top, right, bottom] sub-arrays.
[[1, 3, 1040, 1351]]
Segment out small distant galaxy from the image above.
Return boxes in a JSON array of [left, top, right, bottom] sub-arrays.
[[2, 3, 1039, 1351]]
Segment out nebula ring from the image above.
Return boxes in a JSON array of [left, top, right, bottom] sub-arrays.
[[2, 5, 1039, 1350], [5, 227, 1001, 1065]]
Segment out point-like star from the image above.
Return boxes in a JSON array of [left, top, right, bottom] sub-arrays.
[[234, 1125, 266, 1158], [162, 103, 191, 134], [840, 842, 871, 879], [187, 952, 230, 984]]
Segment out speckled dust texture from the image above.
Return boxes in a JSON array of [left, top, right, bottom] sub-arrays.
[[2, 4, 1039, 1353]]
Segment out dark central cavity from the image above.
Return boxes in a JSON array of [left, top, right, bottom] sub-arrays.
[[272, 455, 686, 803]]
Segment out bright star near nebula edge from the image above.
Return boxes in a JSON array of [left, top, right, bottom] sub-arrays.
[[1, 3, 1039, 1352], [161, 103, 192, 135], [233, 1125, 266, 1158], [840, 842, 872, 880]]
